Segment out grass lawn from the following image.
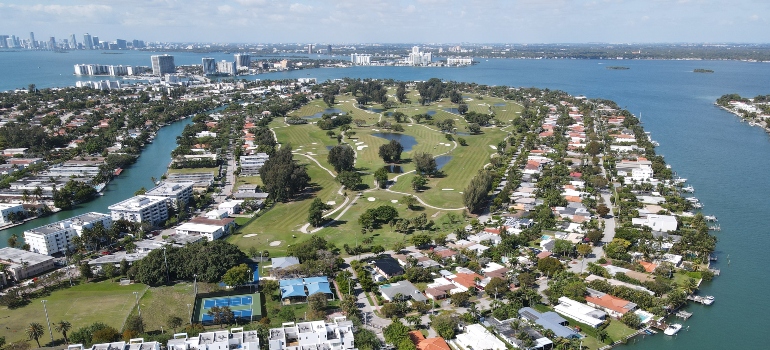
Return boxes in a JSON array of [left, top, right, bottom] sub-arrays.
[[234, 176, 263, 191], [228, 159, 344, 256], [167, 167, 219, 175], [606, 319, 636, 342], [129, 282, 220, 333], [0, 280, 148, 344]]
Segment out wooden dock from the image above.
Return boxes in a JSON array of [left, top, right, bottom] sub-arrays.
[[676, 310, 693, 319], [710, 268, 721, 276]]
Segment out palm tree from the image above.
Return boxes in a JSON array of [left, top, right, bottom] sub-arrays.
[[21, 189, 30, 204], [26, 322, 44, 347], [54, 320, 72, 344], [33, 186, 43, 203]]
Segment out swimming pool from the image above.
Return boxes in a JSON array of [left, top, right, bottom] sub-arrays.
[[541, 235, 552, 240]]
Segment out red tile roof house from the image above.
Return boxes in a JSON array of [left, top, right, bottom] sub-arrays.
[[450, 272, 484, 290], [409, 331, 451, 350], [585, 291, 637, 318]]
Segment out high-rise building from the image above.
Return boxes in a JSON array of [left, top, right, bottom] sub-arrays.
[[0, 35, 9, 49], [48, 37, 56, 51], [115, 39, 127, 49], [83, 33, 93, 49], [202, 57, 216, 75], [408, 46, 432, 66], [308, 44, 313, 54], [234, 53, 250, 70], [216, 60, 236, 76], [327, 44, 332, 55], [351, 53, 371, 65], [151, 54, 175, 76], [69, 34, 77, 49], [29, 32, 36, 48], [92, 36, 99, 48]]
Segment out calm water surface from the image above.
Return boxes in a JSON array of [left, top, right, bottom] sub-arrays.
[[1, 51, 769, 348]]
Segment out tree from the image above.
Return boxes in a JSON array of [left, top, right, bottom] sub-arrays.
[[596, 204, 610, 217], [328, 145, 356, 172], [91, 326, 120, 343], [261, 146, 310, 202], [54, 320, 72, 344], [337, 170, 362, 190], [553, 239, 574, 257], [411, 175, 427, 191], [120, 259, 129, 276], [80, 263, 93, 281], [308, 198, 331, 227], [7, 234, 19, 248], [457, 137, 467, 146], [620, 311, 642, 329], [166, 315, 183, 333], [431, 314, 458, 339], [413, 153, 437, 176], [308, 292, 329, 320], [466, 123, 481, 134], [222, 263, 251, 287], [450, 292, 469, 307], [102, 263, 117, 278], [383, 319, 410, 347], [374, 167, 389, 188], [577, 244, 593, 258], [463, 170, 493, 213], [485, 277, 509, 299], [401, 195, 417, 210], [379, 140, 404, 163], [457, 103, 468, 115], [123, 315, 144, 334], [25, 323, 44, 348], [354, 328, 381, 350], [537, 257, 564, 276], [410, 234, 432, 248], [262, 279, 279, 300]]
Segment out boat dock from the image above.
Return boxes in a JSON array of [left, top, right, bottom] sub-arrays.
[[710, 268, 721, 276], [687, 295, 714, 305], [709, 224, 721, 231], [676, 310, 693, 319]]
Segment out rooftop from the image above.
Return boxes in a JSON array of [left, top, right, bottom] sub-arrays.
[[108, 195, 167, 211], [0, 247, 54, 265], [26, 212, 110, 235], [146, 181, 194, 196]]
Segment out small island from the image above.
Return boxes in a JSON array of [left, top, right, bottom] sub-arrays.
[[606, 66, 630, 70], [694, 69, 714, 73]]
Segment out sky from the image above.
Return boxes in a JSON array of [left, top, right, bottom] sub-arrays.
[[0, 0, 768, 44]]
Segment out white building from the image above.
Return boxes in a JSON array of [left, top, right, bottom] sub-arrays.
[[202, 58, 217, 75], [145, 181, 194, 209], [446, 57, 473, 66], [69, 338, 161, 350], [408, 46, 432, 66], [268, 318, 355, 350], [24, 212, 112, 255], [108, 195, 169, 226], [240, 153, 270, 176], [616, 160, 654, 182], [217, 60, 236, 75], [151, 54, 175, 76], [350, 53, 371, 65], [168, 328, 259, 350], [454, 324, 507, 350], [632, 214, 678, 232], [0, 247, 55, 282], [175, 222, 226, 241], [0, 203, 25, 225], [218, 200, 244, 215], [553, 296, 607, 328]]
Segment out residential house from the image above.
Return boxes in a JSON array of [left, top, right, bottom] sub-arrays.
[[553, 296, 607, 328], [585, 288, 637, 318]]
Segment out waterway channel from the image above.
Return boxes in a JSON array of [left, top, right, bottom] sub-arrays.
[[0, 117, 193, 246]]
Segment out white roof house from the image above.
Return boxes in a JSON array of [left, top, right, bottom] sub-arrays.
[[553, 297, 607, 328], [454, 324, 507, 350], [632, 214, 677, 232], [175, 222, 226, 241], [108, 195, 169, 226]]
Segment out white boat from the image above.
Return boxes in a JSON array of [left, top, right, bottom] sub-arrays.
[[664, 323, 683, 336], [682, 185, 694, 192], [703, 295, 715, 305]]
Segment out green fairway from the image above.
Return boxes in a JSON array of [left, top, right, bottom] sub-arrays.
[[0, 280, 148, 344]]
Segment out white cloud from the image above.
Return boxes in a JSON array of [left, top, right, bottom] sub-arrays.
[[289, 3, 312, 13]]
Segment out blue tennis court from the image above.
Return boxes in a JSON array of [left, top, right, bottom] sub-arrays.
[[201, 296, 254, 310]]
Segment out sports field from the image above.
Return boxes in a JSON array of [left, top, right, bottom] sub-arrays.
[[195, 292, 261, 323]]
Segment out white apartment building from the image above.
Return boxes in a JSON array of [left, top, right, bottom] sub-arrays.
[[145, 182, 194, 209], [0, 203, 25, 225], [24, 212, 112, 255], [268, 318, 355, 350], [240, 153, 270, 176], [168, 328, 259, 350], [447, 57, 473, 66], [350, 53, 371, 65], [217, 60, 236, 75], [69, 338, 161, 350], [108, 195, 169, 226], [616, 160, 654, 182], [175, 222, 225, 241], [408, 46, 432, 66]]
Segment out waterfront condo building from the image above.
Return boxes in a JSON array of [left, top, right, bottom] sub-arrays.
[[217, 60, 236, 75], [234, 53, 251, 70], [23, 212, 112, 255], [151, 54, 175, 76], [408, 46, 432, 66], [350, 53, 371, 65], [202, 57, 217, 75], [0, 203, 25, 225], [145, 181, 194, 209], [108, 195, 169, 226]]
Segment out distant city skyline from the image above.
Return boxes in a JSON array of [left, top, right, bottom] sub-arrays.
[[0, 0, 768, 43]]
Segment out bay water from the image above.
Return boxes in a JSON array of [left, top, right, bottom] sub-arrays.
[[1, 51, 769, 348]]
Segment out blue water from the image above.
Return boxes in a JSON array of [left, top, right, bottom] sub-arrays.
[[371, 132, 417, 152], [0, 52, 768, 348], [435, 155, 452, 170]]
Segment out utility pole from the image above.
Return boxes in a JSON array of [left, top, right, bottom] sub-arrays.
[[41, 300, 54, 345], [162, 246, 169, 284], [133, 291, 141, 317], [187, 303, 192, 324]]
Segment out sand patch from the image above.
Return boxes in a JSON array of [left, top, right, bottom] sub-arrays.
[[269, 241, 282, 247]]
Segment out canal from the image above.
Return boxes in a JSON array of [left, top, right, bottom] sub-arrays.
[[0, 117, 193, 247]]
